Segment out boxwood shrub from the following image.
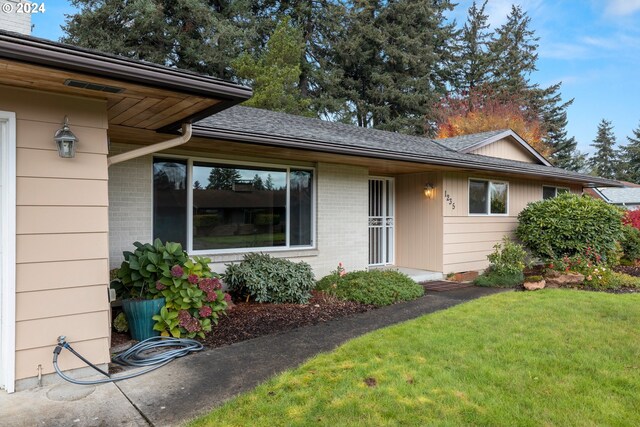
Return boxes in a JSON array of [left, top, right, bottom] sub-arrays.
[[516, 193, 624, 264], [223, 253, 315, 304], [316, 270, 424, 306]]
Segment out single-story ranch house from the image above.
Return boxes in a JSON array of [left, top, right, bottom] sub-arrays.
[[0, 27, 619, 392]]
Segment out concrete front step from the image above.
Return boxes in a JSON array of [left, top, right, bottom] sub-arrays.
[[370, 265, 444, 282]]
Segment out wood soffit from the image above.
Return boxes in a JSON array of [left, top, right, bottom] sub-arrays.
[[0, 58, 222, 131]]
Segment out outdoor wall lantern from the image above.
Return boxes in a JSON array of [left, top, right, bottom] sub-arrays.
[[424, 183, 435, 199], [54, 116, 78, 158]]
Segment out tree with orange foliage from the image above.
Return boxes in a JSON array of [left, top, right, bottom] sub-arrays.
[[434, 85, 550, 157]]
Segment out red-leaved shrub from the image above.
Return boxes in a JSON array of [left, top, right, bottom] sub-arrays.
[[623, 210, 640, 230]]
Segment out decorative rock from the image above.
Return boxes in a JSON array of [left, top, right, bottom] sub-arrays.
[[524, 279, 545, 290], [545, 272, 585, 288]]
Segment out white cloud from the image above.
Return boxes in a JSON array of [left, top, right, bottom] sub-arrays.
[[604, 0, 640, 16]]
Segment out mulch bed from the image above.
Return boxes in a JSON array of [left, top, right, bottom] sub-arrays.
[[201, 291, 374, 349], [111, 291, 375, 352], [614, 265, 640, 277]]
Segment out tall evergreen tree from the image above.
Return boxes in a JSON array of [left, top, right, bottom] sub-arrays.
[[233, 18, 312, 115], [327, 0, 456, 135], [618, 121, 640, 183], [455, 0, 492, 97], [590, 119, 619, 179], [63, 0, 248, 80], [488, 5, 539, 98]]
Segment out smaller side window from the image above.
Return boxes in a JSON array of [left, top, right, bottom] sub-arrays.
[[543, 186, 570, 200]]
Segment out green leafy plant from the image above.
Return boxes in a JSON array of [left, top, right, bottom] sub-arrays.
[[223, 253, 315, 304], [113, 312, 128, 333], [474, 269, 524, 287], [316, 270, 424, 306], [487, 236, 528, 276], [115, 239, 229, 339], [151, 259, 229, 339], [474, 236, 527, 288], [620, 224, 640, 262], [524, 275, 543, 282], [315, 262, 346, 293], [516, 193, 624, 264], [115, 239, 188, 299]]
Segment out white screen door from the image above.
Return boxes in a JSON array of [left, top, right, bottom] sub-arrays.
[[369, 177, 394, 266]]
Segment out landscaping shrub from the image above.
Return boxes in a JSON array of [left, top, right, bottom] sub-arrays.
[[516, 193, 624, 264], [223, 253, 315, 304], [316, 269, 424, 306], [473, 236, 526, 287], [487, 236, 527, 275], [624, 209, 640, 230], [115, 239, 229, 339], [474, 269, 524, 287], [620, 224, 640, 262]]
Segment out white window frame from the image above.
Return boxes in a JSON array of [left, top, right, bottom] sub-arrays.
[[542, 185, 570, 200], [0, 111, 16, 393], [468, 177, 509, 216], [152, 154, 317, 256]]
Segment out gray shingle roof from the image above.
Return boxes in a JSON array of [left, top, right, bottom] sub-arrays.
[[434, 129, 509, 151], [596, 187, 640, 204], [194, 106, 620, 187]]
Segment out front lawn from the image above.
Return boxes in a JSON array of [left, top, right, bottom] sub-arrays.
[[190, 290, 640, 426]]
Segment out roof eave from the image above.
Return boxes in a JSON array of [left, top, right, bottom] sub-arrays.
[[192, 126, 621, 188], [0, 31, 252, 130], [460, 130, 552, 166]]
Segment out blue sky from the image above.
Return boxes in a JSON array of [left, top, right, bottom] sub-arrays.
[[32, 0, 640, 155]]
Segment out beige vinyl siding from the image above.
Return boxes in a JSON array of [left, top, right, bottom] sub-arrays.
[[395, 172, 443, 272], [1, 86, 111, 382], [442, 171, 581, 273], [469, 137, 537, 163]]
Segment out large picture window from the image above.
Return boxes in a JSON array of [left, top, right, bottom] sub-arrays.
[[153, 158, 314, 253], [469, 179, 508, 215]]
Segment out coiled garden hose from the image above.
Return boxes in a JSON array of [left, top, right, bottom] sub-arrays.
[[53, 335, 203, 385]]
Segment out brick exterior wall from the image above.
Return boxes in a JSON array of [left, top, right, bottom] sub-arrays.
[[108, 144, 152, 267], [0, 1, 32, 35], [107, 149, 370, 278], [311, 162, 369, 276]]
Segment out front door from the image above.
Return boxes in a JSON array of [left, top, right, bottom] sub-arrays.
[[368, 177, 394, 266]]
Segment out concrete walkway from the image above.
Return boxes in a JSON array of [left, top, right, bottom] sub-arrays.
[[0, 287, 505, 427]]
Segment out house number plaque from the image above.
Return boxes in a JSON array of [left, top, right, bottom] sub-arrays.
[[444, 190, 456, 210]]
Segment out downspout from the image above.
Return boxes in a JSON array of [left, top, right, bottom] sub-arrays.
[[107, 123, 192, 167]]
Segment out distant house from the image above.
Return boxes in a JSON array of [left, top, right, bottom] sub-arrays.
[[0, 28, 621, 392], [586, 185, 640, 210]]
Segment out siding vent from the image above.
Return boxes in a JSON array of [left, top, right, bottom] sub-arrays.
[[64, 79, 125, 94]]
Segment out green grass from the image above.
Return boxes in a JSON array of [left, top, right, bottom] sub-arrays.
[[189, 290, 640, 427]]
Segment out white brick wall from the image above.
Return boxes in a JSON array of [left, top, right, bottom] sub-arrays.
[[0, 1, 32, 35], [108, 152, 370, 279], [310, 162, 369, 277], [108, 143, 153, 268]]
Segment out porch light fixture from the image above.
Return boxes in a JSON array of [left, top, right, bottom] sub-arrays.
[[424, 183, 435, 199], [54, 116, 78, 158]]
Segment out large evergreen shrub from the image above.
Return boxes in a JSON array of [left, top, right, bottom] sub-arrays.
[[316, 270, 424, 306], [223, 253, 315, 304], [516, 193, 624, 263]]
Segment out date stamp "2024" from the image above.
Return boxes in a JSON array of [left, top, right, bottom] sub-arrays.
[[1, 2, 46, 14]]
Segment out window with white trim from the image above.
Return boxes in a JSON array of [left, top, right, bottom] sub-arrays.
[[542, 186, 569, 200], [153, 157, 314, 253], [469, 179, 508, 215]]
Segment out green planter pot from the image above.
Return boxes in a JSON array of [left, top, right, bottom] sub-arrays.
[[122, 298, 165, 341]]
